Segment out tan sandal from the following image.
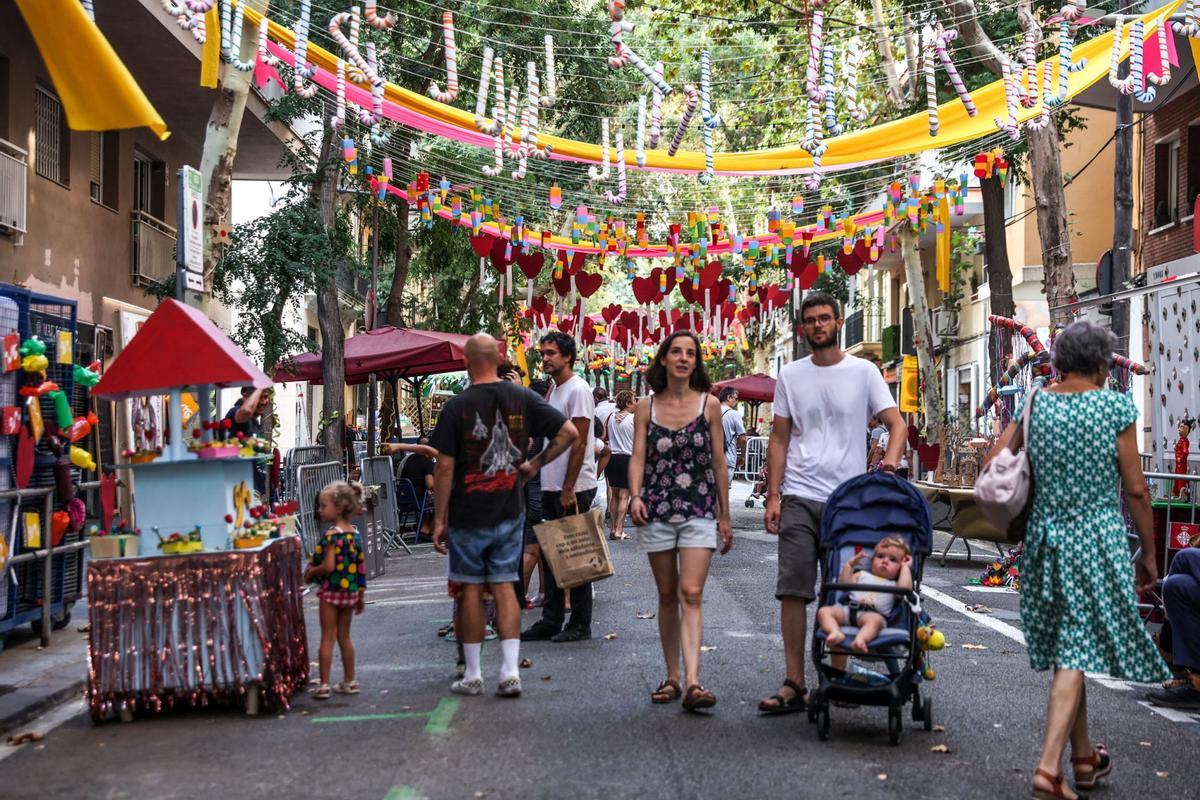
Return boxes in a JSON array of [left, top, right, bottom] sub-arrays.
[[1031, 768, 1078, 800], [314, 684, 331, 700], [650, 679, 682, 704], [1071, 742, 1111, 791], [333, 680, 360, 695]]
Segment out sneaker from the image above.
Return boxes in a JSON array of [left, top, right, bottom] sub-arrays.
[[450, 677, 484, 696], [551, 626, 592, 643], [1146, 681, 1200, 710], [484, 624, 498, 642], [525, 593, 544, 608], [520, 622, 560, 642], [495, 675, 522, 698]]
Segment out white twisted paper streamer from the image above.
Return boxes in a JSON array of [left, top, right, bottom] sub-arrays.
[[635, 95, 647, 167], [1024, 62, 1052, 132], [332, 58, 346, 129], [926, 47, 939, 137], [220, 1, 255, 71], [1046, 21, 1086, 107], [822, 43, 841, 136], [363, 0, 396, 29], [1109, 18, 1136, 95], [427, 11, 459, 103], [541, 35, 557, 108], [934, 26, 978, 116], [257, 15, 278, 66], [292, 0, 318, 98], [474, 47, 496, 134], [606, 1, 673, 96], [589, 117, 612, 182], [604, 130, 628, 203], [667, 85, 699, 157], [648, 61, 664, 148], [994, 59, 1021, 139], [1175, 0, 1200, 36]]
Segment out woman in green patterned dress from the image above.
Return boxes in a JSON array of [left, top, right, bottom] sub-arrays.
[[986, 322, 1168, 800]]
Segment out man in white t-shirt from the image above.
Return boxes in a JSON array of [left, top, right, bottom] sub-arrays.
[[593, 386, 618, 519], [522, 331, 599, 644], [719, 387, 747, 483], [758, 292, 907, 715]]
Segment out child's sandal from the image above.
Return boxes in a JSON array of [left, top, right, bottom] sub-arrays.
[[333, 680, 360, 695], [314, 684, 332, 700]]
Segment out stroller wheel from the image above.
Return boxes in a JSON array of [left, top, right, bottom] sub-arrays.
[[922, 698, 933, 732], [816, 705, 831, 741], [744, 498, 754, 508], [911, 693, 924, 722], [887, 708, 902, 746]]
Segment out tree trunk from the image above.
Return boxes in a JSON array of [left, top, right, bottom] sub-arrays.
[[870, 0, 906, 105], [384, 198, 412, 327], [900, 228, 945, 445], [1111, 78, 1133, 355], [313, 128, 346, 464], [979, 174, 1015, 319], [1027, 123, 1076, 327], [200, 27, 254, 285]]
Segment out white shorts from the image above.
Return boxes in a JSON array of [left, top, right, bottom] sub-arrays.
[[636, 518, 718, 553]]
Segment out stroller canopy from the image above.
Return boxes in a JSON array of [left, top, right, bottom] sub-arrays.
[[820, 473, 933, 555]]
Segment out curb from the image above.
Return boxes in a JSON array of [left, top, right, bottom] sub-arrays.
[[0, 679, 86, 737]]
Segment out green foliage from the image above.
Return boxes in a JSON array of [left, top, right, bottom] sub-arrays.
[[812, 267, 849, 307]]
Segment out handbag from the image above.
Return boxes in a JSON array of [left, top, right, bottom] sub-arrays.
[[973, 386, 1039, 543]]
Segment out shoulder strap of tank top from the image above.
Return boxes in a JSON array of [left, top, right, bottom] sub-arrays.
[[699, 392, 708, 416], [649, 395, 656, 426]]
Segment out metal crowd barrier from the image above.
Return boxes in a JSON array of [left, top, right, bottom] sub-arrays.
[[283, 446, 328, 501], [737, 436, 769, 482], [360, 455, 411, 556], [295, 461, 347, 557]]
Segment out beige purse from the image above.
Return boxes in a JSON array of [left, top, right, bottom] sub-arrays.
[[973, 386, 1039, 543]]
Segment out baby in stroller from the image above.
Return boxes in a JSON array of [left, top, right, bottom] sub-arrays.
[[816, 536, 913, 653]]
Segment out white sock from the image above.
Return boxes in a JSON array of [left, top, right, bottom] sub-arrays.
[[463, 642, 482, 682], [499, 638, 520, 681]]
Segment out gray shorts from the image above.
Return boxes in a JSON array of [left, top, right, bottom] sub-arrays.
[[777, 495, 824, 601], [636, 518, 718, 553]]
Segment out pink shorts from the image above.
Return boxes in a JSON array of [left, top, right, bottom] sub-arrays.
[[318, 588, 362, 608]]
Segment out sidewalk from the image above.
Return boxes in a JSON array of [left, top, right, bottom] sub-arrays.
[[0, 599, 89, 736]]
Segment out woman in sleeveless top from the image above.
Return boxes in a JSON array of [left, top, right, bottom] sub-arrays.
[[604, 390, 636, 540], [629, 331, 733, 711]]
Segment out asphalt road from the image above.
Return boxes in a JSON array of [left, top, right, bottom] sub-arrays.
[[1, 483, 1198, 799]]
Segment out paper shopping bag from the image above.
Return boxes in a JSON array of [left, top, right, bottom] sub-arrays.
[[533, 508, 614, 589]]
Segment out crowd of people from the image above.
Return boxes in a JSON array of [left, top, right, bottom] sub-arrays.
[[299, 295, 1197, 800]]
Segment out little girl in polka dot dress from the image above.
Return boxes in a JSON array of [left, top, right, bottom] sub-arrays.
[[305, 481, 367, 699]]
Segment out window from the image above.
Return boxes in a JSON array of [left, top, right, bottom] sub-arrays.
[[132, 150, 166, 220], [34, 85, 69, 186], [1188, 124, 1200, 219], [1153, 139, 1180, 228], [89, 131, 119, 209]]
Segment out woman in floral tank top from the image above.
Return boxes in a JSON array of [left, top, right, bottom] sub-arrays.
[[629, 331, 733, 712]]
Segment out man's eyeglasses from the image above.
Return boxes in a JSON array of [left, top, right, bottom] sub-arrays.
[[801, 314, 835, 327]]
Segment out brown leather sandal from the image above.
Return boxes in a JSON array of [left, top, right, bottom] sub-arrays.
[[1071, 742, 1111, 791], [1031, 768, 1079, 800], [650, 679, 682, 704], [682, 684, 716, 712]]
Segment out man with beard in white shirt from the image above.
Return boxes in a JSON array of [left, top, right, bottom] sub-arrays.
[[757, 292, 907, 715]]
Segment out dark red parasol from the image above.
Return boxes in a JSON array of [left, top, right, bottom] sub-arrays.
[[711, 372, 777, 404], [273, 326, 475, 385]]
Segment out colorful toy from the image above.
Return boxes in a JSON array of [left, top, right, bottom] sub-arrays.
[[70, 445, 97, 471]]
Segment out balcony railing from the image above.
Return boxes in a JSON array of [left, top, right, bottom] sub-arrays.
[[130, 210, 177, 287], [0, 138, 28, 238], [844, 308, 884, 350]]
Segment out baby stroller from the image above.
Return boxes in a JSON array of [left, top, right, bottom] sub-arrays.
[[808, 472, 934, 745], [745, 463, 768, 508]]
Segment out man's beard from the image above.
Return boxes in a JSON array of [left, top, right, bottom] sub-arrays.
[[804, 329, 837, 351]]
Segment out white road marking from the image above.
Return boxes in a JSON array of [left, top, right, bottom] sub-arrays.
[[1136, 701, 1200, 724], [921, 585, 1026, 646], [0, 700, 85, 763], [924, 585, 1200, 726], [963, 586, 1020, 595]]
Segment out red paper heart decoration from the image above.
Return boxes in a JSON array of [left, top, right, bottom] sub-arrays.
[[649, 267, 677, 300], [907, 425, 920, 451], [556, 250, 586, 275], [836, 249, 863, 276], [678, 278, 696, 305], [601, 304, 622, 324], [798, 259, 820, 290], [557, 317, 574, 333], [517, 250, 545, 280], [631, 276, 658, 305], [917, 443, 941, 471], [581, 323, 598, 345], [551, 269, 571, 297], [736, 307, 752, 324], [490, 237, 515, 272], [699, 261, 723, 288], [575, 271, 603, 298], [720, 302, 737, 322], [470, 234, 494, 259], [619, 310, 641, 332], [853, 238, 877, 265]]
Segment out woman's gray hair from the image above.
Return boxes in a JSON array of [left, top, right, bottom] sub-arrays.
[[1051, 321, 1116, 375]]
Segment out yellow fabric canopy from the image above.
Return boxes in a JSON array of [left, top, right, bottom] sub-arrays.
[[15, 0, 169, 140], [245, 1, 1179, 174]]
